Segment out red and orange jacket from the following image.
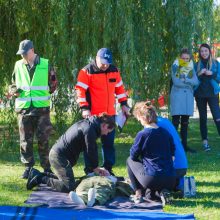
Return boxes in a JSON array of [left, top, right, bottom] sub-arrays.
[[75, 61, 128, 116]]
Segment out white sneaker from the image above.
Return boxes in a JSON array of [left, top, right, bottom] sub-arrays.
[[87, 188, 96, 207], [69, 191, 85, 206]]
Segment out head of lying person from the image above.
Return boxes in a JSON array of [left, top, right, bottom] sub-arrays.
[[99, 114, 116, 135], [133, 101, 157, 126]]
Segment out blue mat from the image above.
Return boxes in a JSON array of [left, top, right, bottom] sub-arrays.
[[25, 185, 163, 211], [0, 206, 195, 220]]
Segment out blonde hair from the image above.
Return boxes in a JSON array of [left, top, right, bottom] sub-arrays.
[[133, 101, 157, 124]]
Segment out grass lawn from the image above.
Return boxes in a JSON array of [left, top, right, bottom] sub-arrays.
[[0, 117, 220, 219]]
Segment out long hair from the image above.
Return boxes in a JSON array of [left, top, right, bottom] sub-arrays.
[[198, 43, 213, 70]]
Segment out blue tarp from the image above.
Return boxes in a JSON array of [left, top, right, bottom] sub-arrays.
[[0, 206, 195, 220]]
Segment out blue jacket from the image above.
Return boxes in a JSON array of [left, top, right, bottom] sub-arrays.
[[194, 60, 220, 96], [157, 117, 188, 169]]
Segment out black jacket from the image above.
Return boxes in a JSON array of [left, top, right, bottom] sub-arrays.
[[52, 116, 101, 169]]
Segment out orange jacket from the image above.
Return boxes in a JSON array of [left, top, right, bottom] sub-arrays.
[[75, 61, 127, 116]]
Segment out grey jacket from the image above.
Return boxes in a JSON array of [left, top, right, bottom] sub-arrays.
[[170, 61, 199, 116]]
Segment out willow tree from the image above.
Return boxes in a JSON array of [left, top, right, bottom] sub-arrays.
[[0, 0, 214, 147]]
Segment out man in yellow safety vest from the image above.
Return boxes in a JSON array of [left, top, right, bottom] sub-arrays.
[[8, 39, 57, 179]]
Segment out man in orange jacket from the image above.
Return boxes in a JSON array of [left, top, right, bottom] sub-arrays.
[[75, 48, 130, 174]]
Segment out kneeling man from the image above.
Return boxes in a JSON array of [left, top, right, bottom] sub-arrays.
[[27, 115, 115, 192]]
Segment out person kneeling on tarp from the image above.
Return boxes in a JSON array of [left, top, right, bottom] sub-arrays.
[[26, 114, 115, 192], [127, 101, 176, 206]]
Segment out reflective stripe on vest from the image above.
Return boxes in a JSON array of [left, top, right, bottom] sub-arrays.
[[19, 86, 49, 91], [15, 58, 50, 109]]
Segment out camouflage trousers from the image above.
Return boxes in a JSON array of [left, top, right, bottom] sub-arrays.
[[46, 149, 75, 192], [18, 113, 53, 169], [76, 176, 115, 205]]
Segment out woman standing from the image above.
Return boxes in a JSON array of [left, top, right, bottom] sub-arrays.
[[170, 48, 199, 153], [194, 43, 220, 151], [127, 102, 176, 206]]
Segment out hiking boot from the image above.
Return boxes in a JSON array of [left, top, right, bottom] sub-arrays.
[[26, 168, 43, 190], [87, 188, 96, 207], [203, 143, 211, 152], [160, 189, 171, 207], [21, 167, 32, 179]]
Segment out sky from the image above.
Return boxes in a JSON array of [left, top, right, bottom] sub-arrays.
[[214, 0, 220, 6]]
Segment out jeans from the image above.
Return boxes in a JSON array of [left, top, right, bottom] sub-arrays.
[[84, 129, 115, 173], [172, 115, 190, 150], [195, 96, 220, 140]]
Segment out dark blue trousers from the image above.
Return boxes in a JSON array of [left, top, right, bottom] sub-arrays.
[[84, 129, 115, 173]]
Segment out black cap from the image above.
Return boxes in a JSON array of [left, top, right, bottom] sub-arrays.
[[16, 40, 34, 55]]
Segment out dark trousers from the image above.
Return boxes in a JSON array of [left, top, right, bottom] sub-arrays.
[[84, 129, 115, 173], [172, 115, 190, 150], [42, 149, 75, 193], [18, 113, 52, 169], [126, 157, 175, 193], [195, 96, 220, 140]]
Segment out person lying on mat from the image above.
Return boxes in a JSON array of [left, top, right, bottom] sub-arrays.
[[26, 114, 115, 192], [69, 174, 133, 207], [127, 101, 176, 206]]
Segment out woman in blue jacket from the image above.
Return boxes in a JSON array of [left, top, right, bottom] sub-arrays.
[[194, 43, 220, 151], [127, 102, 176, 205]]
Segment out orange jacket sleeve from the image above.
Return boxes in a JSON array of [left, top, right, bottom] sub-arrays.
[[75, 69, 90, 108], [115, 71, 127, 104]]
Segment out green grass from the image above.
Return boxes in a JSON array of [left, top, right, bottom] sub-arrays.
[[0, 117, 220, 219]]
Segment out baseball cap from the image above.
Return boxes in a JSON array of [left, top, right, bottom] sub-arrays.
[[97, 48, 112, 64], [16, 40, 34, 55]]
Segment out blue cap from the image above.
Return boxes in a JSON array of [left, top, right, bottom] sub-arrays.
[[16, 39, 34, 55], [97, 48, 112, 64]]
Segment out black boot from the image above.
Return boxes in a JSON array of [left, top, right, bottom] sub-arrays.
[[21, 166, 32, 179], [26, 168, 43, 190]]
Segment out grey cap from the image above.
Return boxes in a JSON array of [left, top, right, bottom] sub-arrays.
[[16, 39, 34, 55]]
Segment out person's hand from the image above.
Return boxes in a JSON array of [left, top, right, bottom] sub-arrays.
[[121, 105, 131, 117], [6, 91, 19, 99], [205, 70, 212, 76], [8, 85, 20, 98], [82, 110, 91, 118], [200, 68, 207, 75], [93, 167, 110, 176]]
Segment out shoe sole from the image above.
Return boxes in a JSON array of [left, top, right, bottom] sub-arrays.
[[26, 175, 38, 190]]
